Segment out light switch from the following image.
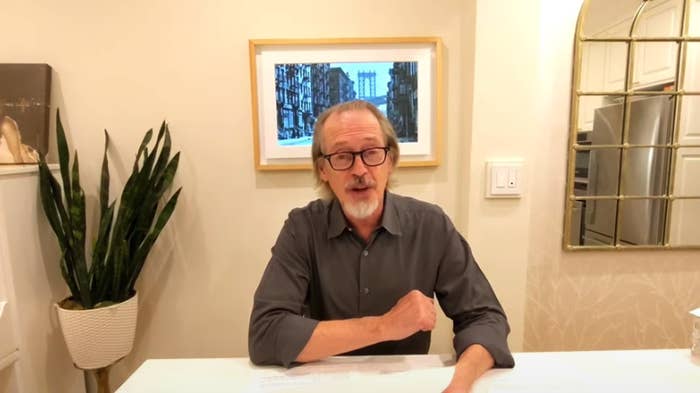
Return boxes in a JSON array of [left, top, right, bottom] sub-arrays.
[[486, 161, 523, 198], [507, 167, 518, 188], [496, 169, 507, 188]]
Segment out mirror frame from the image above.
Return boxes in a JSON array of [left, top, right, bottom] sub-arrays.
[[565, 0, 700, 250]]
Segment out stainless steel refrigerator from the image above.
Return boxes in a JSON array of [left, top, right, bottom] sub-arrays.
[[584, 95, 674, 246]]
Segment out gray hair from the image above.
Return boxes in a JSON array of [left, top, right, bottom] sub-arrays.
[[311, 100, 400, 199]]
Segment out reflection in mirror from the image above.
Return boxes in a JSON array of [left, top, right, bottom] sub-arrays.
[[621, 147, 672, 196], [587, 148, 621, 196], [690, 0, 700, 36], [679, 96, 700, 134], [633, 42, 678, 89], [619, 199, 668, 245], [669, 200, 700, 245], [626, 95, 675, 143], [685, 43, 700, 91], [581, 0, 640, 38], [580, 43, 627, 92], [673, 147, 700, 197], [566, 0, 700, 249], [573, 149, 592, 193], [577, 95, 622, 133], [583, 42, 628, 92], [632, 0, 684, 37], [578, 199, 618, 246]]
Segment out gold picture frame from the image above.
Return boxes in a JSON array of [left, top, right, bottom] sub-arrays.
[[249, 37, 443, 171]]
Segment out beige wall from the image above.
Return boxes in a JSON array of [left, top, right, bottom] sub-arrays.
[[2, 0, 475, 390], [466, 0, 542, 352], [2, 0, 699, 392]]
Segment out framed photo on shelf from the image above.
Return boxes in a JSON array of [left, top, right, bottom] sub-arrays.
[[249, 37, 442, 171], [0, 64, 52, 165]]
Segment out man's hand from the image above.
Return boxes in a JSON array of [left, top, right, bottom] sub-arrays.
[[379, 290, 436, 341], [442, 384, 469, 393], [442, 344, 495, 393]]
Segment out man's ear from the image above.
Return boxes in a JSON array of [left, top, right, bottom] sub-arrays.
[[318, 159, 329, 182], [387, 154, 394, 175]]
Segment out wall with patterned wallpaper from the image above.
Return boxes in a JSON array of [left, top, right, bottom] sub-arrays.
[[521, 0, 700, 352], [525, 249, 700, 351]]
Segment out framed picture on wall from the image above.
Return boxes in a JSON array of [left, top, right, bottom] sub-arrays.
[[0, 64, 52, 165], [249, 37, 443, 171]]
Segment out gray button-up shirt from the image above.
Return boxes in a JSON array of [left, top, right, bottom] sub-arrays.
[[249, 192, 514, 368]]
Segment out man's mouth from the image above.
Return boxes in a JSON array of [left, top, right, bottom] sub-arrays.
[[349, 185, 370, 193], [346, 183, 374, 196]]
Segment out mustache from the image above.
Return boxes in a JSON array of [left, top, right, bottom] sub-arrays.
[[345, 175, 375, 190]]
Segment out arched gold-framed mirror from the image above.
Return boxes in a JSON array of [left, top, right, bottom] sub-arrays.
[[565, 0, 700, 250]]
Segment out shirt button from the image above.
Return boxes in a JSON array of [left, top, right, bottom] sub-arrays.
[[362, 250, 369, 257], [362, 287, 370, 295]]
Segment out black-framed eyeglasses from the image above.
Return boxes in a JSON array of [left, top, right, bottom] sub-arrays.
[[322, 147, 390, 171]]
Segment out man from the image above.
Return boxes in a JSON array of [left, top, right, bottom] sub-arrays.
[[249, 100, 514, 392]]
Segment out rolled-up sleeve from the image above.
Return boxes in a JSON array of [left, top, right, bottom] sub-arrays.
[[434, 217, 515, 368], [248, 212, 318, 367]]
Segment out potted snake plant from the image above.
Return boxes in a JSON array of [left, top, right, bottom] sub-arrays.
[[38, 111, 181, 392]]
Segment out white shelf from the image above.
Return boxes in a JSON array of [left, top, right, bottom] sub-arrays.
[[0, 164, 59, 177]]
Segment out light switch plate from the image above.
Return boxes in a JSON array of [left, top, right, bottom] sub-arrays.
[[486, 160, 523, 198]]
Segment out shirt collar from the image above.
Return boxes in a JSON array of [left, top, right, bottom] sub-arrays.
[[327, 199, 348, 239], [326, 192, 402, 239], [381, 192, 402, 236]]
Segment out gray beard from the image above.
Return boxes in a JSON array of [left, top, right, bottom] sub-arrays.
[[343, 197, 379, 219]]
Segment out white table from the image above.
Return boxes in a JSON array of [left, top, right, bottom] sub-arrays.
[[116, 349, 700, 393]]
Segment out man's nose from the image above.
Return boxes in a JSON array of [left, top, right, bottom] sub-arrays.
[[349, 154, 368, 176]]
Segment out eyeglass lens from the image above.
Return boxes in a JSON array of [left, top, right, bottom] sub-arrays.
[[328, 148, 387, 170]]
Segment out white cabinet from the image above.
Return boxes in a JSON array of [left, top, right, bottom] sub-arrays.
[[632, 0, 681, 88], [0, 168, 86, 393], [0, 205, 20, 393], [578, 42, 606, 131], [670, 32, 700, 244], [0, 235, 19, 370], [603, 21, 628, 91], [582, 0, 682, 94], [669, 149, 700, 245]]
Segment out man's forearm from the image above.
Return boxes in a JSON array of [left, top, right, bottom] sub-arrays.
[[295, 290, 436, 363], [295, 316, 385, 363], [444, 344, 495, 393]]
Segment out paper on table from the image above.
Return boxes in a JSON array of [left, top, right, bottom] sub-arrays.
[[245, 356, 452, 393], [245, 369, 352, 393], [247, 366, 452, 393]]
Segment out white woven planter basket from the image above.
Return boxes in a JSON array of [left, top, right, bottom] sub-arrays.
[[55, 293, 138, 370]]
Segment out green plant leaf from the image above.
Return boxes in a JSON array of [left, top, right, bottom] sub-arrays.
[[125, 187, 182, 296], [157, 152, 180, 194], [90, 201, 115, 293], [133, 129, 153, 172], [151, 124, 172, 186], [56, 110, 72, 207], [38, 159, 65, 245], [112, 238, 128, 301], [99, 130, 110, 215], [59, 253, 80, 301], [69, 154, 92, 308]]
